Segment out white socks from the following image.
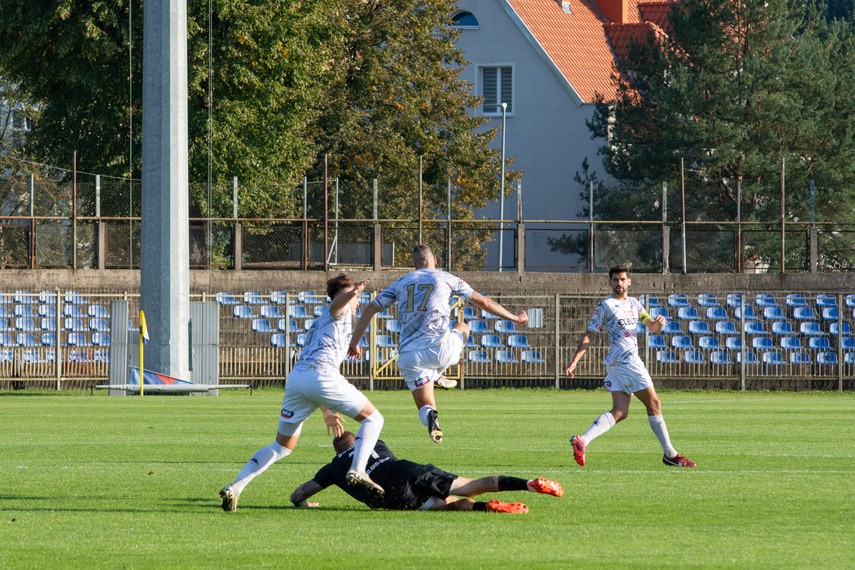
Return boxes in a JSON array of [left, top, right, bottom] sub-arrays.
[[418, 405, 435, 426], [351, 410, 384, 473], [230, 441, 291, 496], [648, 414, 677, 457], [581, 412, 616, 445]]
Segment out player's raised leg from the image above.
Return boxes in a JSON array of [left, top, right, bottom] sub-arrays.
[[346, 400, 385, 496]]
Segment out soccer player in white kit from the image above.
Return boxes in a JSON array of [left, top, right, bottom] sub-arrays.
[[348, 245, 527, 443], [219, 275, 386, 511], [565, 265, 696, 468]]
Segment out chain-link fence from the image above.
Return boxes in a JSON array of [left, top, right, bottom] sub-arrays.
[[2, 159, 853, 273]]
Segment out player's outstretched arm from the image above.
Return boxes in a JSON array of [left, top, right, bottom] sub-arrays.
[[645, 314, 666, 334], [347, 302, 380, 360], [565, 332, 594, 377], [468, 292, 528, 324], [330, 280, 368, 318], [320, 406, 345, 437], [291, 480, 324, 508]]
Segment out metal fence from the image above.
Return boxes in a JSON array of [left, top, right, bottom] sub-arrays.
[[1, 158, 852, 273], [0, 290, 851, 391]]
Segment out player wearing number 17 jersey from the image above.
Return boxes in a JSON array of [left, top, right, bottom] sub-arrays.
[[564, 265, 696, 468], [348, 245, 527, 443]]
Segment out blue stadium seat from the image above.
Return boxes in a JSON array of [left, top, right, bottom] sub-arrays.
[[661, 321, 682, 334], [243, 292, 264, 305], [468, 320, 490, 334], [520, 350, 545, 363], [0, 306, 6, 318], [671, 335, 693, 349], [313, 306, 326, 317], [0, 318, 9, 332], [762, 351, 784, 365], [752, 337, 774, 350], [41, 333, 56, 346], [725, 293, 742, 308], [468, 350, 491, 363], [710, 351, 732, 365], [495, 350, 518, 364], [657, 350, 679, 363], [216, 292, 238, 305], [494, 320, 517, 334], [816, 352, 837, 365], [737, 351, 758, 365], [16, 317, 37, 331], [295, 334, 307, 346], [821, 307, 838, 321], [808, 336, 831, 350], [270, 334, 287, 348], [667, 294, 690, 308], [755, 293, 778, 307], [779, 336, 802, 350], [0, 333, 13, 347], [829, 322, 852, 336], [735, 306, 758, 320], [480, 335, 503, 348], [13, 305, 37, 318], [64, 291, 84, 304], [252, 319, 275, 333], [299, 292, 323, 304], [677, 307, 699, 320], [793, 307, 816, 320], [270, 291, 289, 304], [14, 291, 37, 304], [260, 305, 284, 319], [385, 320, 401, 334], [67, 332, 91, 347], [62, 305, 86, 318], [650, 307, 670, 319], [20, 349, 45, 364], [706, 307, 728, 320], [715, 321, 738, 335], [38, 305, 56, 317], [725, 337, 742, 350], [465, 335, 478, 348], [461, 306, 477, 320], [376, 335, 397, 348], [286, 305, 309, 319], [506, 334, 530, 348], [688, 321, 710, 335], [92, 333, 111, 347], [842, 337, 855, 350], [38, 291, 56, 303], [789, 352, 811, 364], [646, 295, 661, 308], [785, 293, 808, 308], [358, 336, 369, 348], [93, 350, 109, 363], [763, 307, 785, 320], [816, 294, 837, 308], [277, 318, 298, 332], [89, 318, 109, 332], [799, 322, 822, 335], [846, 353, 855, 364], [87, 305, 108, 318], [743, 321, 766, 335], [771, 321, 794, 335], [698, 336, 719, 349], [40, 318, 56, 331], [16, 333, 37, 347], [233, 305, 255, 319], [697, 294, 719, 307], [683, 350, 704, 364], [0, 349, 13, 363], [480, 309, 499, 320], [648, 335, 668, 349], [846, 294, 855, 308]]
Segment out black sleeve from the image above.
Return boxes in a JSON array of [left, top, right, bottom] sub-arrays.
[[374, 439, 396, 460], [312, 461, 337, 489]]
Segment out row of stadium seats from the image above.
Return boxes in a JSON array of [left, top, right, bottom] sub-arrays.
[[650, 292, 855, 309], [0, 304, 108, 318], [651, 335, 852, 351], [655, 349, 847, 365], [0, 332, 111, 347], [0, 291, 89, 304], [653, 320, 848, 336], [651, 305, 850, 322], [0, 317, 110, 333], [0, 348, 108, 364]]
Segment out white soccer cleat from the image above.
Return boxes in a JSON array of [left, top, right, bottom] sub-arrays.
[[346, 469, 385, 497], [434, 375, 458, 390], [219, 485, 239, 512]]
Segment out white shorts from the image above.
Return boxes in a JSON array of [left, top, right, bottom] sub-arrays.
[[277, 366, 368, 436], [603, 355, 654, 394], [397, 330, 465, 391]]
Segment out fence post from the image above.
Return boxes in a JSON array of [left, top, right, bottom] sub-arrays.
[[373, 179, 381, 269], [516, 223, 525, 275], [680, 158, 686, 274], [838, 293, 843, 392], [55, 290, 61, 390], [30, 173, 35, 269], [97, 221, 106, 270], [588, 180, 594, 273], [737, 177, 742, 273], [233, 222, 242, 271], [809, 180, 817, 274], [285, 293, 292, 379], [781, 157, 786, 273], [447, 179, 452, 270], [72, 151, 77, 270], [418, 156, 423, 244], [323, 155, 329, 273], [740, 294, 746, 392], [302, 177, 308, 270], [554, 294, 560, 389], [661, 182, 669, 274]]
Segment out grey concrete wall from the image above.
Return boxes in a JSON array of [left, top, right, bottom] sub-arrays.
[[3, 269, 855, 296]]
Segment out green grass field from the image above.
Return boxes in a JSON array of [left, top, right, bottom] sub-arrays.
[[2, 388, 853, 568]]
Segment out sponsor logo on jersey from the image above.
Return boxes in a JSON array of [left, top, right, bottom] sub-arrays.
[[604, 380, 612, 388], [414, 376, 431, 388], [281, 408, 294, 419]]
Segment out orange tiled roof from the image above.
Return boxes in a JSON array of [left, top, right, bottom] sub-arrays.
[[604, 21, 666, 63], [638, 1, 676, 29], [507, 0, 619, 102]]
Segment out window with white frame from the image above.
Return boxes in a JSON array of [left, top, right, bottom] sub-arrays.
[[481, 66, 512, 115]]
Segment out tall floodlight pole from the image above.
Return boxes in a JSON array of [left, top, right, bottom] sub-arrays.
[[140, 0, 190, 381], [498, 102, 507, 272]]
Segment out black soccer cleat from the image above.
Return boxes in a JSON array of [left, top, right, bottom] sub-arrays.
[[427, 409, 443, 443]]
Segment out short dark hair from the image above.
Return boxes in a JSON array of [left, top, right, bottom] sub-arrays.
[[609, 265, 630, 279], [333, 431, 356, 454], [327, 274, 355, 301]]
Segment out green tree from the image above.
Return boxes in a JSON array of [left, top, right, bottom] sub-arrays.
[[582, 0, 855, 272]]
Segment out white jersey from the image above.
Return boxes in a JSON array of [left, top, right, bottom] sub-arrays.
[[294, 304, 352, 371], [372, 269, 474, 353], [587, 295, 651, 366]]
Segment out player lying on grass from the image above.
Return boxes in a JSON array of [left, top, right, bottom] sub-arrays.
[[565, 265, 696, 468], [289, 431, 563, 513], [220, 275, 386, 512], [347, 244, 527, 444]]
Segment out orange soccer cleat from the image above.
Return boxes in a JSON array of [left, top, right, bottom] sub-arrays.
[[486, 500, 529, 514], [570, 435, 586, 466], [663, 453, 697, 468], [529, 478, 564, 497]]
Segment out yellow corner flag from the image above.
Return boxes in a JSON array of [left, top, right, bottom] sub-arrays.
[[139, 311, 148, 396]]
